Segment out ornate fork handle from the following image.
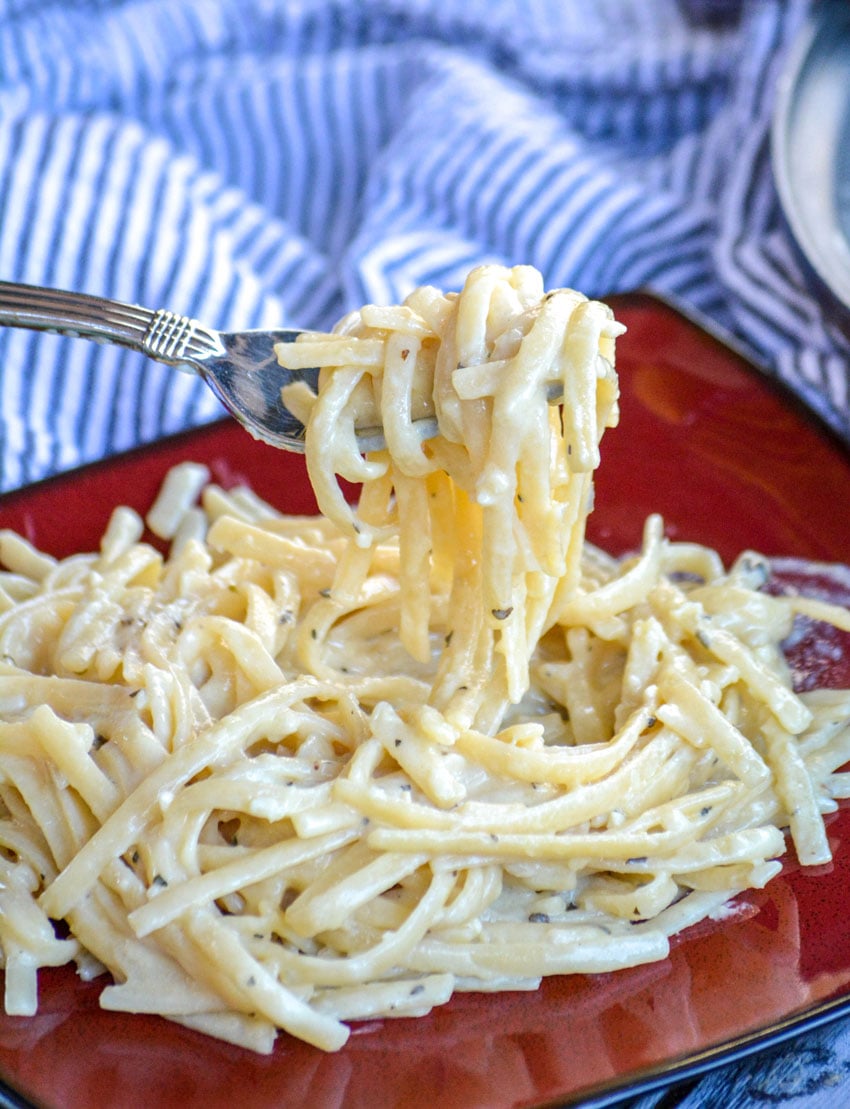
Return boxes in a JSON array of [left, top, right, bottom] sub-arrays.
[[0, 282, 222, 364], [0, 280, 325, 451]]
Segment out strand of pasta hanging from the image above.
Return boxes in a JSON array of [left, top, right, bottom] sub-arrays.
[[278, 265, 623, 729]]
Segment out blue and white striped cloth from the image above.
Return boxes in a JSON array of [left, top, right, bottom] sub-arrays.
[[1, 0, 847, 493], [2, 1, 850, 1107]]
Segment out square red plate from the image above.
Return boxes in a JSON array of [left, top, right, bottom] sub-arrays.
[[2, 293, 850, 1109]]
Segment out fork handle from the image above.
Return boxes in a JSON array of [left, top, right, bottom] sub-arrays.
[[0, 281, 216, 365]]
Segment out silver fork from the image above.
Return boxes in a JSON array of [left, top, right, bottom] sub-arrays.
[[0, 281, 401, 453]]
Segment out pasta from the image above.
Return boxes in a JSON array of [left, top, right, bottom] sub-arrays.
[[2, 263, 850, 1054]]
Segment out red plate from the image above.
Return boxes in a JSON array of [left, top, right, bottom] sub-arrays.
[[2, 292, 850, 1109]]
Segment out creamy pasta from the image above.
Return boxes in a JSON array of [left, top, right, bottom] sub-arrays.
[[1, 264, 850, 1054]]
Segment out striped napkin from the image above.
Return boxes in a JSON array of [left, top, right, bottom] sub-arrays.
[[2, 1, 849, 1106], [1, 0, 845, 493]]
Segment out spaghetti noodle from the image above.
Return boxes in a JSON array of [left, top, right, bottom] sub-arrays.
[[1, 264, 849, 1053]]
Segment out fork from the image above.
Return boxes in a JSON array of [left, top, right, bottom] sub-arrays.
[[0, 281, 402, 453]]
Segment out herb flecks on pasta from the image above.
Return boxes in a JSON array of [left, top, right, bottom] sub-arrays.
[[1, 264, 850, 1054], [278, 264, 623, 719]]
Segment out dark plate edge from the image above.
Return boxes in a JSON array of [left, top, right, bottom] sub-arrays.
[[553, 992, 850, 1108], [0, 1075, 44, 1109]]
